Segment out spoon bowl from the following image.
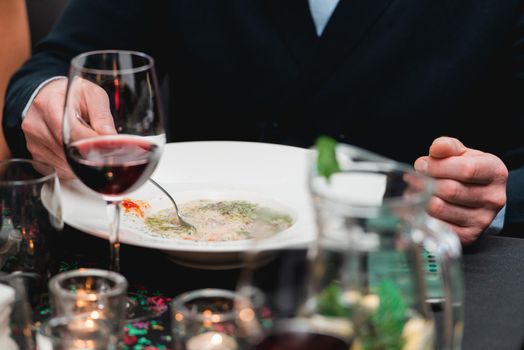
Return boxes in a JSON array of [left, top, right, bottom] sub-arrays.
[[149, 179, 197, 233]]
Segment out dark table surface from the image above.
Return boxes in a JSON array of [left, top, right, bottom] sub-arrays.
[[461, 235, 524, 350], [32, 226, 524, 350]]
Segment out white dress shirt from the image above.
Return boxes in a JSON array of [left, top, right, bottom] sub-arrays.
[[309, 0, 340, 36]]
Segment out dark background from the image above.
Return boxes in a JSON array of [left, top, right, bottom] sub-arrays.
[[26, 0, 68, 48]]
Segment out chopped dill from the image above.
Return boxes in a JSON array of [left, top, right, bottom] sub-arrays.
[[200, 200, 258, 222]]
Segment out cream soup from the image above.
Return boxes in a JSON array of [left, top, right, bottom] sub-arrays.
[[143, 199, 293, 241]]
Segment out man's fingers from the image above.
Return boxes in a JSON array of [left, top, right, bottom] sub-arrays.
[[81, 80, 117, 135], [428, 136, 467, 159], [416, 151, 508, 184], [426, 195, 494, 230], [433, 178, 506, 209], [27, 139, 74, 179]]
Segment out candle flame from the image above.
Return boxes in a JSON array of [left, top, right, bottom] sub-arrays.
[[211, 333, 223, 345], [90, 310, 101, 320]]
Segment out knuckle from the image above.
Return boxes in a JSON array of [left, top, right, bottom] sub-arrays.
[[440, 181, 460, 202], [21, 117, 35, 135], [481, 186, 506, 209], [488, 192, 506, 209], [494, 163, 509, 183], [427, 196, 446, 218], [460, 160, 477, 180], [456, 227, 477, 245], [476, 214, 493, 229]]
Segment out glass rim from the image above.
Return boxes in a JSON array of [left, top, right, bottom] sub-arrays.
[[172, 288, 242, 323], [48, 268, 128, 300], [38, 313, 112, 345], [309, 150, 435, 209], [70, 49, 155, 75], [0, 158, 57, 186]]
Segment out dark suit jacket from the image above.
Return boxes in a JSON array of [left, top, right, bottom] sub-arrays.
[[4, 0, 524, 233]]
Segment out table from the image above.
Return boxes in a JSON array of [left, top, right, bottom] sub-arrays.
[[32, 227, 524, 349], [461, 235, 524, 349]]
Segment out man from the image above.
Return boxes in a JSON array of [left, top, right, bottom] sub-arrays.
[[4, 0, 522, 243]]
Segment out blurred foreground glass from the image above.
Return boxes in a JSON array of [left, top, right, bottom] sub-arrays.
[[37, 313, 112, 350], [305, 143, 464, 350], [0, 272, 34, 350], [172, 288, 251, 350], [48, 268, 127, 347], [235, 235, 339, 348], [0, 159, 62, 279]]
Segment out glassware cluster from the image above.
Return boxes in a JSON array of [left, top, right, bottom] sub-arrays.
[[233, 143, 464, 350]]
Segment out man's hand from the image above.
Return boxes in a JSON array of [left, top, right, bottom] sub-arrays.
[[414, 136, 508, 245], [22, 79, 72, 178], [22, 78, 116, 179]]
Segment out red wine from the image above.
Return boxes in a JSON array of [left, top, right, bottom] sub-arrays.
[[253, 331, 349, 350], [66, 136, 160, 196]]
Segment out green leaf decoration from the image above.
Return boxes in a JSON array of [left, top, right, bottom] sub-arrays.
[[362, 280, 407, 350], [315, 135, 341, 180], [317, 282, 352, 318]]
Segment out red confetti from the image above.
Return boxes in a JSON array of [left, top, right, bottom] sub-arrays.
[[124, 335, 138, 346]]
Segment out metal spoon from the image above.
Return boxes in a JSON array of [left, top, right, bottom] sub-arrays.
[[149, 178, 197, 233]]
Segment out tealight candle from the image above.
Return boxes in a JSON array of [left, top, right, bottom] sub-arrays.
[[67, 314, 100, 334], [74, 289, 98, 310], [37, 314, 111, 350], [186, 331, 238, 350]]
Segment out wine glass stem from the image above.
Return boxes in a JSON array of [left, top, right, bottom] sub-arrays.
[[106, 200, 121, 272]]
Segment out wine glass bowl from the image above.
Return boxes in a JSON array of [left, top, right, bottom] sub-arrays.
[[63, 50, 165, 202]]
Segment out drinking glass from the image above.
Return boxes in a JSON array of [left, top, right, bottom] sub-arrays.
[[37, 313, 113, 350], [172, 288, 252, 350], [62, 50, 166, 319], [0, 272, 34, 350], [48, 268, 127, 347], [304, 143, 464, 349], [236, 143, 464, 350], [0, 159, 63, 310], [236, 244, 347, 350]]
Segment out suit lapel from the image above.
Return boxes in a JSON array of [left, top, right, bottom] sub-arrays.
[[267, 0, 319, 72], [268, 0, 396, 91], [306, 0, 396, 88]]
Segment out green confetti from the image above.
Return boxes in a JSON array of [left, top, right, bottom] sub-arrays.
[[128, 328, 148, 336], [137, 337, 152, 345]]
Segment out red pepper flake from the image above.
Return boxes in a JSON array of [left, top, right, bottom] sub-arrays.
[[122, 198, 150, 218]]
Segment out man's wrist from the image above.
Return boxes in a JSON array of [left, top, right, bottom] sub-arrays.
[[21, 76, 67, 118]]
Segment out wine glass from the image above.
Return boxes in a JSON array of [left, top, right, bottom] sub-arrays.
[[62, 50, 166, 320]]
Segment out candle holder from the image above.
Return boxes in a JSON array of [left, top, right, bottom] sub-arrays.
[[37, 313, 112, 350], [172, 288, 256, 350], [48, 268, 127, 346]]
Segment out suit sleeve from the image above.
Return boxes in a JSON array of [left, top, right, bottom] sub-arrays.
[[2, 0, 148, 157], [501, 1, 524, 235]]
